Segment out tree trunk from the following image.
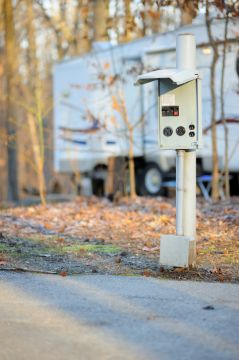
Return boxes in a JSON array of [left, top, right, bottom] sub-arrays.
[[26, 0, 46, 205], [220, 12, 230, 199], [3, 0, 18, 201], [78, 0, 92, 54], [72, 0, 84, 55], [36, 0, 68, 60], [128, 125, 136, 198], [0, 41, 8, 201], [123, 0, 135, 42], [140, 0, 147, 37], [93, 0, 108, 42], [119, 94, 137, 198], [210, 53, 220, 201], [106, 156, 127, 199], [177, 0, 197, 26], [206, 3, 219, 201]]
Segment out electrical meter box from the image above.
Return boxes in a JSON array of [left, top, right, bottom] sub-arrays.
[[136, 69, 202, 150]]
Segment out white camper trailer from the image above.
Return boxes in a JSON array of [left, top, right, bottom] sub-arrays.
[[53, 18, 239, 195]]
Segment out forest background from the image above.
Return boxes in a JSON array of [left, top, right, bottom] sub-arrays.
[[0, 0, 238, 205]]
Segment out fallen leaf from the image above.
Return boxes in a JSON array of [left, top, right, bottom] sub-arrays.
[[144, 240, 154, 248], [0, 255, 7, 265], [159, 215, 171, 225], [59, 271, 67, 277], [212, 267, 222, 274], [115, 256, 121, 263], [174, 267, 186, 272], [143, 270, 151, 277], [142, 246, 160, 252], [103, 62, 110, 70], [44, 223, 53, 230], [58, 226, 66, 233]]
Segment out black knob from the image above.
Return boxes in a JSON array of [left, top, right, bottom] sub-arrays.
[[189, 131, 195, 137], [189, 124, 195, 130]]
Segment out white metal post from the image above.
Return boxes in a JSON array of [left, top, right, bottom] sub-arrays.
[[176, 34, 196, 72], [183, 150, 196, 238], [176, 150, 184, 236], [176, 33, 197, 244]]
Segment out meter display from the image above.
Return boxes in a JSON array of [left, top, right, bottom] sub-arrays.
[[162, 106, 179, 117]]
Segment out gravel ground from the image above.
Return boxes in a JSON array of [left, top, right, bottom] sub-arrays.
[[0, 196, 238, 282]]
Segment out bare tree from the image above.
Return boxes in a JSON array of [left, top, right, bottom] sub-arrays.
[[36, 0, 94, 58], [25, 0, 46, 205], [93, 0, 109, 42], [112, 93, 137, 198], [205, 1, 220, 201], [3, 0, 18, 201], [0, 0, 8, 201], [77, 0, 93, 54], [220, 9, 230, 199], [177, 0, 198, 25], [123, 0, 135, 41]]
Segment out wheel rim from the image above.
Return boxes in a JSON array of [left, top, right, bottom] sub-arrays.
[[145, 168, 162, 194]]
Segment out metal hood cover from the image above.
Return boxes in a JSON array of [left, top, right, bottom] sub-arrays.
[[135, 68, 199, 86]]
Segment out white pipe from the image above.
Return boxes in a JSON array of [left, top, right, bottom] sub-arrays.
[[176, 33, 197, 241], [183, 150, 196, 238], [176, 150, 184, 236], [176, 33, 196, 71]]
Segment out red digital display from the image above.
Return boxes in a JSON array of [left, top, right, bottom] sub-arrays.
[[162, 106, 179, 117]]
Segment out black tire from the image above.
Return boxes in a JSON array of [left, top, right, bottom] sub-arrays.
[[137, 163, 164, 196], [92, 178, 105, 196]]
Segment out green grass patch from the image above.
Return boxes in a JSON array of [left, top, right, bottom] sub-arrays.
[[0, 242, 21, 258], [223, 255, 238, 264], [0, 243, 11, 252], [118, 273, 140, 277], [199, 246, 217, 255], [19, 236, 65, 253], [0, 238, 61, 257], [61, 244, 122, 254], [22, 235, 60, 245]]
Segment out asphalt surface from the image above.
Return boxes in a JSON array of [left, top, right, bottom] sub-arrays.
[[0, 272, 239, 360]]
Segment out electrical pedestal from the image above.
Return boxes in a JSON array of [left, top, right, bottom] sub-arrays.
[[136, 33, 201, 268]]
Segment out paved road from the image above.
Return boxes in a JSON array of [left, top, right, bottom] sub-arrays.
[[0, 272, 239, 360]]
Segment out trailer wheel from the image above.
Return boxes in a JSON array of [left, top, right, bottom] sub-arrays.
[[138, 163, 164, 196]]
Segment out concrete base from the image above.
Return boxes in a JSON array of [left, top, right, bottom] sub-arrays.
[[159, 235, 196, 268]]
